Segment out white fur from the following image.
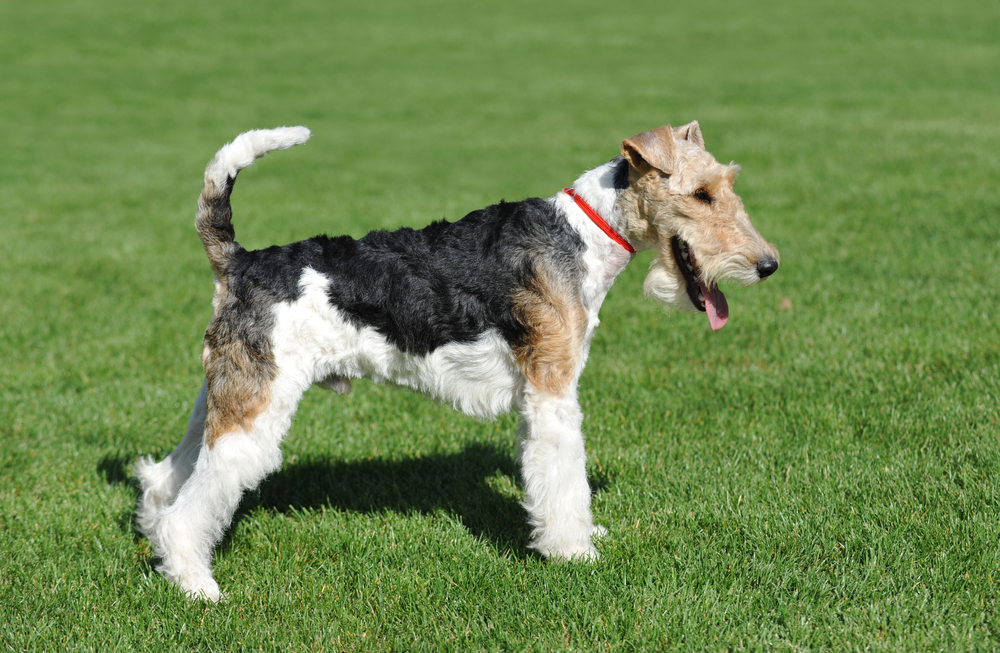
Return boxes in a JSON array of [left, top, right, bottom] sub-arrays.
[[280, 268, 523, 420], [518, 382, 599, 559], [135, 380, 208, 536], [205, 126, 311, 190], [642, 255, 693, 311], [140, 340, 317, 600]]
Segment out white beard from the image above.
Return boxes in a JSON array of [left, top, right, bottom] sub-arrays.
[[642, 253, 697, 313]]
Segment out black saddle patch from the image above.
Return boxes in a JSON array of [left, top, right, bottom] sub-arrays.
[[223, 198, 586, 357]]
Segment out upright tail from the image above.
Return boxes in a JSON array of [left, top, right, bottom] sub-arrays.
[[196, 126, 311, 277]]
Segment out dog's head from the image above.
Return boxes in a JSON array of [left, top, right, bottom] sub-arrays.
[[615, 122, 779, 331]]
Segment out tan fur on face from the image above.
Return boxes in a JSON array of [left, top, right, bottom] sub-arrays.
[[512, 266, 587, 397], [621, 125, 677, 176], [615, 124, 779, 311]]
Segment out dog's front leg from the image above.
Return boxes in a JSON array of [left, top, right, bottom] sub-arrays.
[[518, 384, 599, 561]]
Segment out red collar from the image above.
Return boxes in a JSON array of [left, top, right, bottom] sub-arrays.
[[563, 188, 635, 254]]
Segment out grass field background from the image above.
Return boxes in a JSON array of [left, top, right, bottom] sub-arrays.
[[2, 0, 999, 649]]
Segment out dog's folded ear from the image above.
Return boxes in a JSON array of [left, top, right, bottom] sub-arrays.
[[621, 126, 677, 175], [673, 121, 705, 149]]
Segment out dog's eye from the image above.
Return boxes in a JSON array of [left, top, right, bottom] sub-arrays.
[[693, 188, 712, 204], [658, 170, 670, 180]]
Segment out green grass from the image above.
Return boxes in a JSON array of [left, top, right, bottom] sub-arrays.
[[2, 0, 999, 649]]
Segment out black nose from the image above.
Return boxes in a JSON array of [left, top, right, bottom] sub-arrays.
[[757, 257, 779, 278]]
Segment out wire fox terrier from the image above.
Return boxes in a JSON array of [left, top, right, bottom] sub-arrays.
[[135, 122, 779, 600]]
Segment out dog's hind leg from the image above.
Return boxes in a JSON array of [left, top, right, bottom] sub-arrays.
[[146, 375, 305, 601], [517, 384, 599, 561], [135, 380, 208, 536]]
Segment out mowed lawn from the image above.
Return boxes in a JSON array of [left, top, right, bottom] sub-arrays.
[[2, 0, 999, 649]]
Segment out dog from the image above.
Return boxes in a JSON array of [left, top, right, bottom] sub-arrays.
[[135, 122, 779, 600]]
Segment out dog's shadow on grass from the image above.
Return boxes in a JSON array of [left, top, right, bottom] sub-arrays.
[[236, 442, 531, 557], [100, 442, 598, 560]]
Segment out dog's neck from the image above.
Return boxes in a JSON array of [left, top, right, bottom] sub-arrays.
[[551, 158, 637, 308], [563, 158, 632, 244]]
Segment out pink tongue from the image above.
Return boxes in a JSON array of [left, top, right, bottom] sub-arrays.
[[700, 281, 729, 331]]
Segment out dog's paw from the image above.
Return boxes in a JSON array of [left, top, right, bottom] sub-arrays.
[[592, 524, 608, 538], [182, 576, 222, 603], [562, 545, 600, 562], [537, 542, 600, 563]]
